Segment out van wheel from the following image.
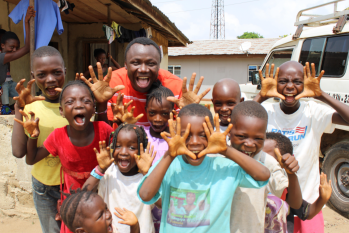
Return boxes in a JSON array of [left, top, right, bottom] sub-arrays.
[[322, 147, 349, 217]]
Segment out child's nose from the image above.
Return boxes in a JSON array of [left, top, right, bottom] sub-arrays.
[[243, 139, 255, 148]]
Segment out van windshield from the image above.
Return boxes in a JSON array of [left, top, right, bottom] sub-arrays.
[[262, 48, 293, 76]]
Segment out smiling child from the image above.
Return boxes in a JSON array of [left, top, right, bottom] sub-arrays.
[[138, 103, 270, 233]]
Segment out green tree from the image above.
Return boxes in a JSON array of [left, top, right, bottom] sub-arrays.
[[237, 32, 263, 39]]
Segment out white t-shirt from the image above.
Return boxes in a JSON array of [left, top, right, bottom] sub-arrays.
[[98, 164, 155, 233], [263, 101, 335, 203], [230, 151, 288, 233]]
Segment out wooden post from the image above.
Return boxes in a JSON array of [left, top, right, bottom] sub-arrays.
[[29, 0, 35, 96], [106, 4, 111, 66]]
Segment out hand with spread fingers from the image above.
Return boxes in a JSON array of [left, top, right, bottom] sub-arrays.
[[114, 207, 138, 226], [80, 62, 125, 103], [197, 114, 232, 158], [259, 63, 285, 100], [93, 141, 114, 173], [295, 62, 324, 100], [14, 110, 40, 138], [134, 142, 156, 175], [160, 117, 196, 159], [319, 172, 332, 201], [167, 73, 211, 108], [111, 93, 134, 122], [274, 148, 299, 175], [13, 79, 45, 108], [114, 106, 144, 124]]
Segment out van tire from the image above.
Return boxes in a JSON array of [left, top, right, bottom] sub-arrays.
[[322, 147, 349, 218]]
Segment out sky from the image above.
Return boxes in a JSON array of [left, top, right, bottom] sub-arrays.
[[151, 0, 348, 41]]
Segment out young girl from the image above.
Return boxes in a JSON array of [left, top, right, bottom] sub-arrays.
[[83, 124, 157, 233], [16, 80, 114, 233], [60, 187, 140, 233]]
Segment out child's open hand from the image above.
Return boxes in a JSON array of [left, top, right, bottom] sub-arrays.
[[161, 117, 196, 159], [167, 73, 210, 108], [114, 106, 144, 124], [134, 143, 156, 175], [295, 62, 324, 100], [94, 141, 114, 173], [319, 172, 332, 201], [13, 79, 45, 108], [14, 110, 40, 138], [197, 114, 232, 158], [274, 148, 299, 174], [81, 62, 125, 103], [114, 207, 138, 227], [111, 94, 133, 122], [259, 64, 285, 100]]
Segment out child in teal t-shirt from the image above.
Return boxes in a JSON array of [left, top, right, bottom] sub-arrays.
[[137, 104, 270, 233]]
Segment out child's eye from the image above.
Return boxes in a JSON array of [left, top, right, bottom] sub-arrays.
[[149, 111, 155, 115], [228, 102, 236, 105], [162, 113, 169, 116], [130, 146, 136, 150]]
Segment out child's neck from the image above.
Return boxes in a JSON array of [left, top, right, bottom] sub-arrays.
[[121, 165, 139, 176], [150, 126, 169, 139], [280, 101, 300, 115], [44, 96, 59, 104], [67, 122, 95, 147]]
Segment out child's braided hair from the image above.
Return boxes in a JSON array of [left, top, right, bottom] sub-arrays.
[[146, 81, 174, 109], [60, 186, 97, 232], [109, 123, 148, 154]]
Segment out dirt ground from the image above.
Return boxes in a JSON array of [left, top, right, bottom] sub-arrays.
[[0, 205, 348, 233]]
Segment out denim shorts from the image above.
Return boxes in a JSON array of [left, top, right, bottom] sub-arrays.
[[1, 80, 18, 105]]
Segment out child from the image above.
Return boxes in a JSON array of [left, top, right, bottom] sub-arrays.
[[83, 48, 121, 78], [229, 101, 302, 233], [211, 78, 244, 133], [263, 132, 332, 233], [1, 6, 35, 114], [83, 124, 156, 233], [60, 187, 140, 233], [12, 46, 67, 233], [17, 80, 116, 233], [254, 61, 349, 231], [138, 103, 270, 233]]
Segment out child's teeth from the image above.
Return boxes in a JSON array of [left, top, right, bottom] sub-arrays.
[[285, 94, 294, 96]]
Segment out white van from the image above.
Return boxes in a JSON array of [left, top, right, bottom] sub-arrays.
[[240, 0, 349, 217]]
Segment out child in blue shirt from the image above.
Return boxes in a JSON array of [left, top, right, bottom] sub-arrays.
[[137, 103, 270, 233]]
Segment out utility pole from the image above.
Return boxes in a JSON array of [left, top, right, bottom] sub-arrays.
[[210, 0, 225, 39]]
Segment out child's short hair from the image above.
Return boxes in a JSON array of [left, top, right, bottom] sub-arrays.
[[32, 46, 64, 66], [60, 186, 98, 232], [1, 31, 19, 45], [0, 29, 6, 38], [125, 37, 161, 61], [59, 80, 95, 105], [230, 101, 268, 123], [146, 82, 174, 109], [178, 103, 214, 126], [94, 48, 106, 58], [110, 123, 148, 154], [266, 132, 293, 155]]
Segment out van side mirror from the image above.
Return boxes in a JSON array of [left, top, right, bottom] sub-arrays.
[[251, 71, 262, 90]]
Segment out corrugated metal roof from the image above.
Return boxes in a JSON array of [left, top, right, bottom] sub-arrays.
[[169, 38, 280, 56]]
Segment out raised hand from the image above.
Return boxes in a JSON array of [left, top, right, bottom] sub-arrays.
[[111, 94, 133, 122], [93, 141, 114, 173], [134, 143, 156, 175], [114, 106, 144, 124], [295, 62, 324, 100], [14, 110, 40, 138], [114, 207, 138, 226], [319, 172, 332, 201], [259, 63, 285, 100], [25, 6, 36, 23], [197, 114, 232, 158], [13, 79, 45, 108], [160, 117, 196, 159], [80, 62, 125, 103], [167, 73, 210, 108], [274, 148, 299, 174]]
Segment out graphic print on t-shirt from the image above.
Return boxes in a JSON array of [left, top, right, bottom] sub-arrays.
[[270, 126, 307, 144], [167, 187, 210, 228]]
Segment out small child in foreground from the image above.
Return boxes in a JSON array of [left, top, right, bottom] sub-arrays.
[[138, 103, 270, 233], [263, 132, 332, 233], [60, 187, 139, 233]]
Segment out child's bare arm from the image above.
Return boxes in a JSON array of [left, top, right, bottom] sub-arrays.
[[308, 172, 332, 219], [83, 141, 114, 192], [108, 53, 122, 69], [114, 207, 140, 233]]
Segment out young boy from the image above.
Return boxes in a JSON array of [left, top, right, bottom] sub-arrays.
[[264, 132, 332, 233], [1, 6, 35, 114], [137, 103, 270, 233], [229, 101, 302, 233], [254, 61, 349, 231]]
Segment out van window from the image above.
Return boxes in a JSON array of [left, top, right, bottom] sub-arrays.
[[321, 35, 349, 76], [262, 48, 293, 75], [299, 38, 326, 75]]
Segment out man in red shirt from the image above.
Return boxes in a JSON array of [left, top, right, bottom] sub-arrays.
[[107, 37, 210, 128]]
